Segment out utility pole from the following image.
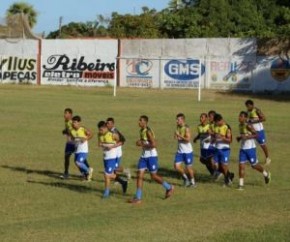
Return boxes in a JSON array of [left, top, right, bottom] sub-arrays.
[[59, 16, 63, 38]]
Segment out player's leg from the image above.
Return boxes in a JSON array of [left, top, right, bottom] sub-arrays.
[[184, 152, 196, 187], [129, 158, 146, 203], [174, 153, 189, 186], [237, 149, 247, 190], [219, 149, 234, 186], [248, 148, 271, 184], [61, 142, 74, 179], [257, 130, 271, 164], [74, 153, 90, 180], [148, 157, 174, 199], [103, 159, 117, 198], [114, 157, 128, 194]]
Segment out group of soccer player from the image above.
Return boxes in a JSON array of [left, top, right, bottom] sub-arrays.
[[60, 99, 271, 204]]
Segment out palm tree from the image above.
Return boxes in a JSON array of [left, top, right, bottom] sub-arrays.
[[6, 2, 38, 28]]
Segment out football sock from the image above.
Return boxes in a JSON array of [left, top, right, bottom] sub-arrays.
[[162, 181, 171, 190], [239, 178, 244, 186], [136, 188, 142, 200]]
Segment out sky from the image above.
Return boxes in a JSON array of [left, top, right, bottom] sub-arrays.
[[0, 0, 170, 35]]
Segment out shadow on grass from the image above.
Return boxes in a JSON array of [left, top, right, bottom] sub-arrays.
[[1, 165, 82, 180], [27, 180, 103, 195]]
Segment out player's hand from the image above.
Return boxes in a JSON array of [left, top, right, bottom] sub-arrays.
[[136, 140, 143, 146]]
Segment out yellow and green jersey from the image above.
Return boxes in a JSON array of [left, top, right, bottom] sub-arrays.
[[197, 123, 211, 149], [239, 123, 256, 149], [139, 127, 157, 158], [176, 124, 193, 153], [214, 124, 231, 149], [248, 107, 264, 131], [70, 127, 88, 153]]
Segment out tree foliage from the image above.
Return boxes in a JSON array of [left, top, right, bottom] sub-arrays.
[[46, 0, 290, 39], [6, 2, 38, 28]]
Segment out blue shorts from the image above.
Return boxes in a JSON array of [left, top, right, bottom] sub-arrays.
[[200, 148, 214, 159], [104, 158, 117, 175], [256, 130, 266, 145], [74, 153, 88, 163], [65, 142, 75, 155], [175, 152, 194, 166], [239, 148, 258, 166], [115, 156, 122, 169], [138, 156, 158, 173], [213, 148, 230, 165]]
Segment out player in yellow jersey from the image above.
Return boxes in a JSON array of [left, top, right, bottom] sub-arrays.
[[236, 111, 271, 190], [174, 113, 196, 187], [212, 113, 234, 186], [98, 121, 128, 198], [129, 115, 174, 204], [60, 108, 75, 179], [71, 115, 94, 181], [245, 100, 271, 165], [106, 117, 131, 180], [193, 113, 215, 176]]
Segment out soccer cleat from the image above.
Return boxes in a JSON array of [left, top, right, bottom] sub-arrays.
[[214, 172, 223, 182], [229, 172, 235, 182], [124, 168, 132, 180], [87, 167, 93, 181], [187, 183, 197, 188], [236, 185, 244, 191], [122, 180, 128, 194], [165, 185, 174, 199], [264, 172, 271, 184], [265, 157, 271, 166], [183, 179, 190, 187], [59, 173, 69, 179], [128, 198, 142, 204]]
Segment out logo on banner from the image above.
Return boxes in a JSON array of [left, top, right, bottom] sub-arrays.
[[0, 57, 36, 82], [125, 59, 153, 87], [270, 57, 290, 82], [126, 59, 153, 76], [42, 55, 115, 84], [164, 59, 205, 81]]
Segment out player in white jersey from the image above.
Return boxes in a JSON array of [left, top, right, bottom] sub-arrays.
[[174, 113, 196, 187], [236, 111, 271, 190], [71, 115, 93, 181], [245, 99, 271, 165], [106, 117, 131, 180]]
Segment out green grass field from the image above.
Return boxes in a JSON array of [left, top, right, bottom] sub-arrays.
[[0, 85, 289, 242]]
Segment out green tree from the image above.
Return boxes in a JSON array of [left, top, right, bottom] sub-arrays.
[[6, 2, 38, 28]]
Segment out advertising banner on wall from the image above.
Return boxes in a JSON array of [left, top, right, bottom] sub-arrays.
[[119, 58, 160, 88], [41, 40, 118, 86], [253, 56, 290, 92], [162, 59, 205, 89], [207, 57, 254, 90], [0, 55, 37, 84], [0, 39, 39, 84]]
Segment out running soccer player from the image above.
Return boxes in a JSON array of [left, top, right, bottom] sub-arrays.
[[193, 113, 215, 176], [245, 100, 271, 165], [236, 111, 271, 190], [212, 113, 234, 186], [98, 121, 128, 198], [129, 115, 174, 204], [70, 115, 94, 181], [60, 108, 75, 179], [174, 113, 196, 187], [106, 117, 131, 180]]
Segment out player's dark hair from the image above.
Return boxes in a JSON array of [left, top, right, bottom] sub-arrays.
[[106, 117, 115, 123], [176, 113, 185, 119], [239, 111, 248, 117], [140, 115, 149, 122], [200, 113, 208, 118], [64, 108, 73, 114], [208, 110, 216, 116], [98, 121, 106, 128], [245, 99, 254, 106], [72, 115, 81, 122], [214, 113, 223, 122]]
